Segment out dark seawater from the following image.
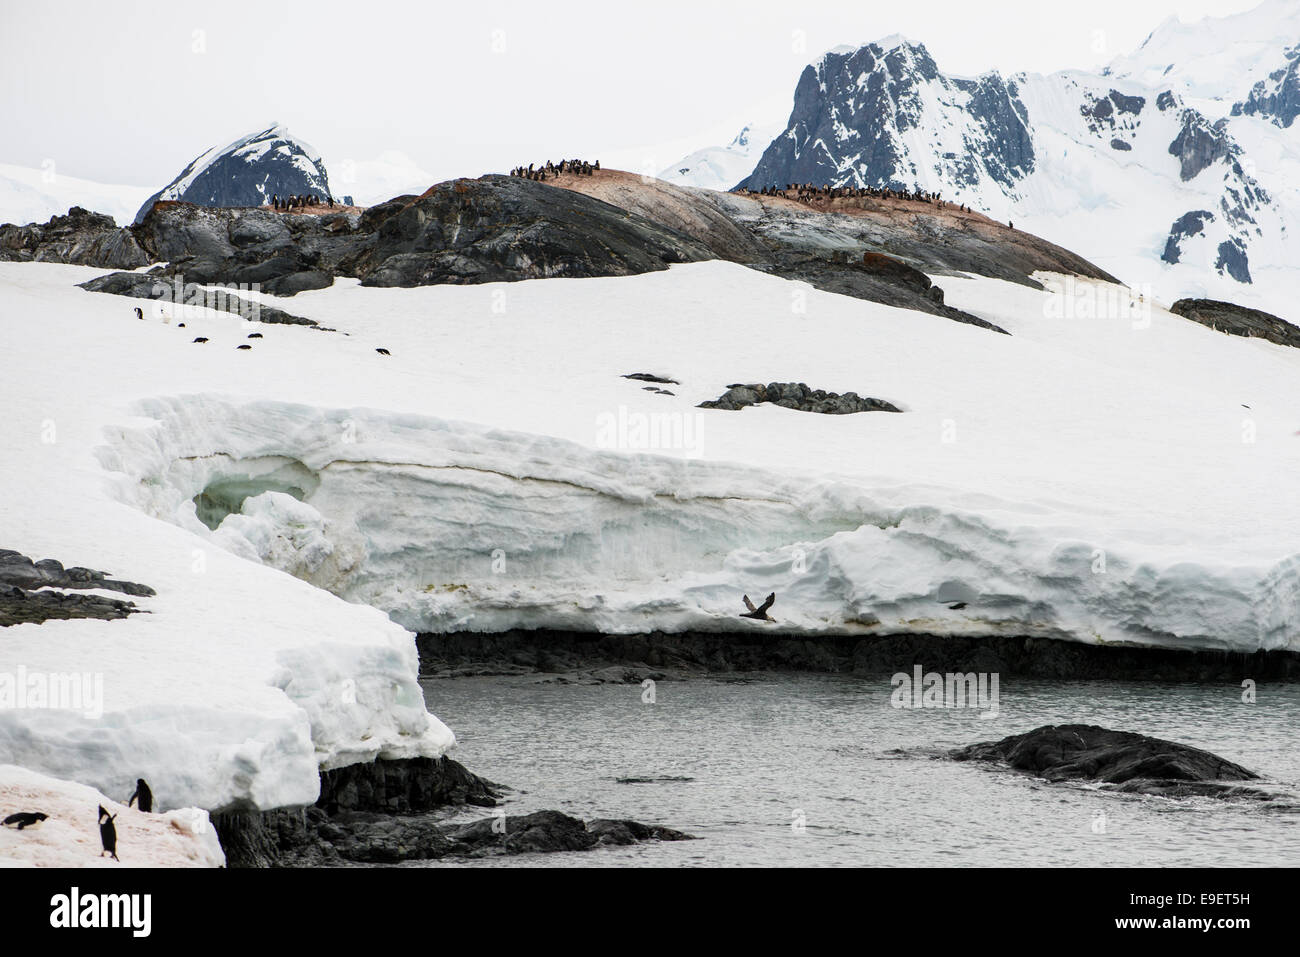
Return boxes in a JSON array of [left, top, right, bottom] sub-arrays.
[[414, 674, 1300, 867]]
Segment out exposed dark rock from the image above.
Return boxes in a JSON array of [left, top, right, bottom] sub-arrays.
[[77, 270, 319, 326], [342, 175, 714, 287], [213, 756, 690, 867], [1161, 209, 1214, 265], [0, 548, 153, 626], [1169, 298, 1300, 348], [317, 755, 500, 813], [416, 629, 1300, 682], [752, 250, 1008, 332], [1215, 239, 1252, 283], [741, 41, 1033, 194], [622, 372, 680, 385], [1168, 110, 1232, 181], [1156, 90, 1178, 111], [1110, 138, 1133, 151], [698, 381, 902, 414], [949, 724, 1260, 798], [134, 124, 336, 224], [1233, 48, 1300, 129], [0, 207, 148, 268]]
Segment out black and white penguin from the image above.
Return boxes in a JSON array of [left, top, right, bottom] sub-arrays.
[[247, 332, 263, 339], [192, 337, 208, 343], [98, 806, 119, 861], [236, 344, 252, 350], [127, 778, 153, 813], [2, 812, 48, 829], [375, 348, 391, 356], [134, 306, 144, 321]]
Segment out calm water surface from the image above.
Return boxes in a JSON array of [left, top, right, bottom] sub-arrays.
[[416, 674, 1300, 867]]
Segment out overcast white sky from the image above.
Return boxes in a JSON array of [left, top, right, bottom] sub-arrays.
[[0, 0, 1267, 187]]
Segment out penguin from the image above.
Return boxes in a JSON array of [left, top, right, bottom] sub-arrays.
[[375, 347, 391, 356], [98, 806, 119, 861], [944, 601, 968, 611], [236, 344, 252, 350], [178, 322, 186, 328], [127, 778, 153, 813], [192, 337, 208, 343], [247, 332, 263, 339], [740, 592, 776, 621], [134, 306, 144, 321], [2, 812, 48, 829]]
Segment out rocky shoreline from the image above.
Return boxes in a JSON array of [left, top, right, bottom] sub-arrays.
[[416, 629, 1300, 682], [212, 755, 692, 867]]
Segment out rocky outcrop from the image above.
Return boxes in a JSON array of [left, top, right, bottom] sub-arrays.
[[0, 548, 153, 626], [1170, 297, 1300, 348], [77, 270, 318, 326], [949, 724, 1260, 797], [134, 124, 340, 225], [340, 175, 714, 287], [698, 381, 902, 414], [0, 207, 148, 268], [1168, 110, 1233, 181], [1233, 47, 1300, 129], [212, 755, 691, 866], [1161, 209, 1214, 265]]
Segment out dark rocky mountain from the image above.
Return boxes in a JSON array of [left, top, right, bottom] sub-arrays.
[[1233, 45, 1300, 128], [133, 124, 346, 225], [741, 40, 1035, 194]]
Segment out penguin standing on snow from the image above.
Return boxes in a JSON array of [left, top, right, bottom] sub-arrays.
[[127, 778, 153, 813], [134, 306, 143, 320], [98, 805, 119, 861]]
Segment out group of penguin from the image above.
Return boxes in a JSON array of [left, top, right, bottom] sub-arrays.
[[2, 777, 151, 862], [134, 305, 392, 356]]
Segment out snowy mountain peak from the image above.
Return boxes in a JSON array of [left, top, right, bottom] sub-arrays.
[[133, 123, 337, 223]]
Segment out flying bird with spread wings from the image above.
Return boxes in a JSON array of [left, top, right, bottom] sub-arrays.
[[740, 592, 776, 621]]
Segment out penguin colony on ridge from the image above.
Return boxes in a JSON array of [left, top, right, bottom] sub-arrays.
[[132, 307, 391, 356]]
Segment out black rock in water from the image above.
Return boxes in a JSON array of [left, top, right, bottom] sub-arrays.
[[950, 724, 1259, 794]]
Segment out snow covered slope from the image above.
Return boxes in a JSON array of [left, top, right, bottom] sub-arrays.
[[0, 164, 152, 228], [133, 124, 339, 224], [0, 765, 224, 867], [657, 123, 784, 191], [6, 249, 1300, 811], [0, 266, 453, 813]]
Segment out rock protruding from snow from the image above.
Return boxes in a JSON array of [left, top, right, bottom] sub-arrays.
[[134, 124, 335, 224], [0, 765, 224, 867], [698, 382, 901, 415], [0, 548, 154, 626], [0, 206, 148, 268], [1169, 298, 1300, 349]]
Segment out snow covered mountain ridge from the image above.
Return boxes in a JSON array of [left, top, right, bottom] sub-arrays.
[[132, 124, 346, 224], [664, 2, 1300, 318]]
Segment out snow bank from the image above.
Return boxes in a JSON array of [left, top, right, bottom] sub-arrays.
[[4, 254, 1300, 815], [0, 765, 223, 867]]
